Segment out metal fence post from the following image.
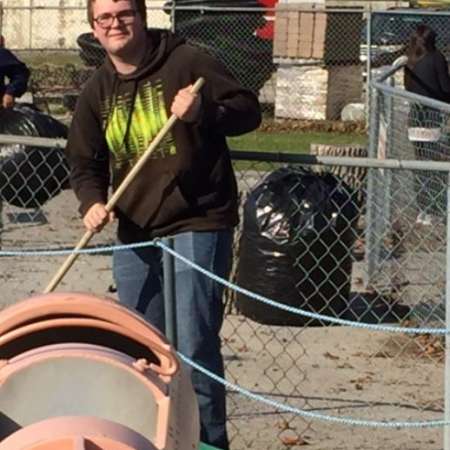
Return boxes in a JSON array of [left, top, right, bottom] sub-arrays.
[[364, 81, 380, 287], [29, 0, 33, 49], [445, 173, 450, 450], [162, 237, 178, 348], [0, 2, 3, 38], [170, 0, 176, 33], [365, 6, 372, 129], [0, 200, 2, 249], [381, 77, 395, 286]]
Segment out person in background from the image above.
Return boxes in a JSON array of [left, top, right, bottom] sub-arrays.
[[65, 1, 261, 449], [0, 37, 30, 109], [404, 24, 450, 226]]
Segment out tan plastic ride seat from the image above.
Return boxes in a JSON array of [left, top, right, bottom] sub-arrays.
[[0, 292, 199, 450]]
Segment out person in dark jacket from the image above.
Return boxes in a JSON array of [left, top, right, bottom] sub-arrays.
[[65, 1, 261, 448], [404, 24, 450, 225], [0, 43, 30, 109]]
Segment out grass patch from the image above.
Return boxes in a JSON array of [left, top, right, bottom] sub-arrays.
[[228, 130, 368, 153], [228, 129, 368, 171], [17, 50, 84, 67]]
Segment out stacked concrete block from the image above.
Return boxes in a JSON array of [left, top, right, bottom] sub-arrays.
[[273, 2, 364, 120], [273, 3, 362, 64], [275, 64, 363, 120]]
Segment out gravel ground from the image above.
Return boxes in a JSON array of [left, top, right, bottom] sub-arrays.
[[0, 189, 445, 450]]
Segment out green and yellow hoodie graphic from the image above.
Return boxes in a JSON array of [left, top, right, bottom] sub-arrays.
[[102, 80, 175, 169], [66, 30, 261, 241]]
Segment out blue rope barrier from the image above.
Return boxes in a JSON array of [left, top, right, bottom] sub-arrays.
[[0, 240, 157, 256], [178, 352, 448, 428], [0, 238, 448, 335], [1, 238, 447, 427], [155, 240, 450, 336]]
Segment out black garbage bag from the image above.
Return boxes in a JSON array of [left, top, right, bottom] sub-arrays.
[[236, 167, 359, 326], [0, 104, 70, 209], [77, 32, 106, 67]]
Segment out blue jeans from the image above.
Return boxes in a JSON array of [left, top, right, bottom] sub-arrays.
[[113, 230, 233, 450]]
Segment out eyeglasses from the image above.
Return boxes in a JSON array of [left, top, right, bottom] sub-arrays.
[[94, 9, 137, 29]]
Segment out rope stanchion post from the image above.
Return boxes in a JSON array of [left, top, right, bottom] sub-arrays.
[[162, 237, 177, 348], [42, 78, 205, 294]]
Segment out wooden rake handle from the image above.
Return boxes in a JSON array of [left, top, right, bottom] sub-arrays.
[[44, 78, 205, 294]]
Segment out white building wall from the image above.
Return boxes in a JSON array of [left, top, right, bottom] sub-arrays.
[[0, 0, 170, 49]]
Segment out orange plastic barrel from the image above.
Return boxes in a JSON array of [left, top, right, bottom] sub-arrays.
[[0, 292, 200, 450]]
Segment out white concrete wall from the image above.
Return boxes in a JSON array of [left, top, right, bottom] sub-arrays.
[[0, 0, 170, 49]]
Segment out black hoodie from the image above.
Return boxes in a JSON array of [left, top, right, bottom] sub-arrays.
[[66, 30, 261, 242]]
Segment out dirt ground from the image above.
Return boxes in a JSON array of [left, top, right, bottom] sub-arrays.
[[0, 189, 446, 450]]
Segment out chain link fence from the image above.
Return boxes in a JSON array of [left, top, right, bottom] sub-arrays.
[[0, 4, 367, 128], [367, 61, 450, 330], [0, 149, 448, 449], [366, 9, 450, 72], [0, 3, 450, 450], [366, 9, 450, 124], [2, 6, 450, 125]]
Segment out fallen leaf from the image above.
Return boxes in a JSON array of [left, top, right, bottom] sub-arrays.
[[277, 419, 291, 431], [371, 351, 393, 358], [237, 344, 249, 352], [323, 352, 340, 360], [337, 362, 354, 369], [280, 435, 311, 446]]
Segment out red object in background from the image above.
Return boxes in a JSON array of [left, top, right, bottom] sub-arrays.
[[256, 0, 278, 40], [0, 35, 4, 48]]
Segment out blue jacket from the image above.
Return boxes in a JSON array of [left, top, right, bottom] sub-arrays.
[[0, 48, 30, 98]]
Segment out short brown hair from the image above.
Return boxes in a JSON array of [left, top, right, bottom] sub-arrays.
[[87, 0, 147, 28]]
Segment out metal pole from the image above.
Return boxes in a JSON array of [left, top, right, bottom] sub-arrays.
[[29, 0, 32, 49], [382, 77, 395, 288], [365, 6, 372, 129], [445, 173, 450, 450], [0, 199, 2, 249], [171, 0, 176, 33], [162, 237, 177, 348], [0, 2, 3, 38], [364, 79, 380, 288]]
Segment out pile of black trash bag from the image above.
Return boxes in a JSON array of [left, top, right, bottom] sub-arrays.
[[236, 167, 360, 327], [0, 104, 70, 209]]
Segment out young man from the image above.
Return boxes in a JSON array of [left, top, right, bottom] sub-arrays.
[[0, 42, 30, 109], [65, 0, 261, 448]]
